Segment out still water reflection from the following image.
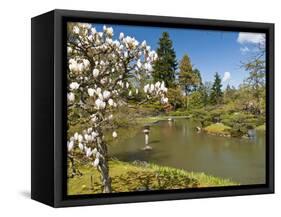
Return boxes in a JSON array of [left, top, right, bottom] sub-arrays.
[[109, 119, 266, 185]]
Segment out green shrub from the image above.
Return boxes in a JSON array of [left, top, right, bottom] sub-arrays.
[[221, 112, 257, 137], [167, 87, 185, 110], [190, 108, 212, 127], [187, 91, 206, 109]]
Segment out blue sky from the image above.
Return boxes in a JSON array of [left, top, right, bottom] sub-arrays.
[[91, 23, 265, 88]]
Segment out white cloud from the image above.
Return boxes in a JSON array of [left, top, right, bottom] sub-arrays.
[[237, 32, 265, 44], [222, 71, 231, 83], [240, 46, 250, 54]]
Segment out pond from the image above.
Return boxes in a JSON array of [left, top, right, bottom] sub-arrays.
[[109, 119, 266, 185]]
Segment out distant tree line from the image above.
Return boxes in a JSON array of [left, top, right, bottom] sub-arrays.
[[146, 31, 265, 137]]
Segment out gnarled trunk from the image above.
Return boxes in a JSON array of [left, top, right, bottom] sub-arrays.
[[97, 133, 112, 193], [99, 160, 112, 193]]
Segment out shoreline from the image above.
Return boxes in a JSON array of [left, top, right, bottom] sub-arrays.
[[137, 116, 265, 138]]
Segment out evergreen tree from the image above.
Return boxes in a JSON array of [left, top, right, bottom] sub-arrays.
[[224, 84, 237, 104], [210, 72, 223, 105], [198, 83, 208, 106], [179, 54, 201, 95], [153, 32, 177, 87], [225, 84, 231, 92]]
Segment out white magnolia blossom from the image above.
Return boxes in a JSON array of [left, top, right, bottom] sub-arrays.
[[95, 98, 106, 110], [97, 87, 102, 94], [136, 59, 142, 68], [100, 78, 107, 85], [144, 63, 153, 72], [119, 32, 124, 40], [67, 124, 103, 171], [74, 132, 79, 140], [67, 47, 73, 54], [91, 27, 96, 34], [69, 58, 90, 73], [87, 88, 95, 97], [85, 147, 93, 158], [143, 81, 168, 104], [93, 69, 99, 77], [91, 131, 99, 138], [112, 131, 118, 138], [144, 84, 149, 93], [84, 134, 90, 142], [103, 90, 111, 99], [161, 97, 169, 104], [78, 143, 84, 151], [67, 141, 74, 152], [69, 82, 80, 90], [103, 25, 113, 37], [67, 92, 75, 102], [78, 134, 83, 142], [117, 80, 124, 88], [108, 98, 114, 106], [87, 127, 93, 134], [73, 25, 80, 34], [91, 114, 98, 123], [92, 148, 98, 155], [93, 158, 100, 167]]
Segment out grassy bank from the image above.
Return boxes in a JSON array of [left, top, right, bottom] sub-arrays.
[[68, 160, 237, 195]]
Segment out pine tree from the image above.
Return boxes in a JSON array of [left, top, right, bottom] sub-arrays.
[[153, 32, 177, 87], [224, 84, 236, 104], [198, 83, 208, 106], [210, 72, 223, 105], [179, 54, 201, 95], [225, 84, 231, 92]]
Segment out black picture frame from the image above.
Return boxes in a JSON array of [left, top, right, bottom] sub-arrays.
[[31, 9, 274, 207]]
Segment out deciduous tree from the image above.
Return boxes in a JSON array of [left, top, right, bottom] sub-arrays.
[[66, 23, 168, 193], [179, 54, 202, 95]]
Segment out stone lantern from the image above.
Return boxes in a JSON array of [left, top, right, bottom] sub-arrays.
[[142, 125, 152, 150]]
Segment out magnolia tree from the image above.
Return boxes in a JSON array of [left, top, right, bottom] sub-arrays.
[[67, 23, 168, 193]]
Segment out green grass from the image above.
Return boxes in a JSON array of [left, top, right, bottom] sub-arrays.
[[203, 123, 232, 137], [148, 164, 237, 187], [68, 160, 238, 195], [256, 124, 266, 131]]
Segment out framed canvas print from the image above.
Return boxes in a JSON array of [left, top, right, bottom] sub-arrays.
[[31, 9, 274, 207]]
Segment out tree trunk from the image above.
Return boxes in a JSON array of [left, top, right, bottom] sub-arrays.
[[99, 158, 112, 193], [97, 136, 112, 193]]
